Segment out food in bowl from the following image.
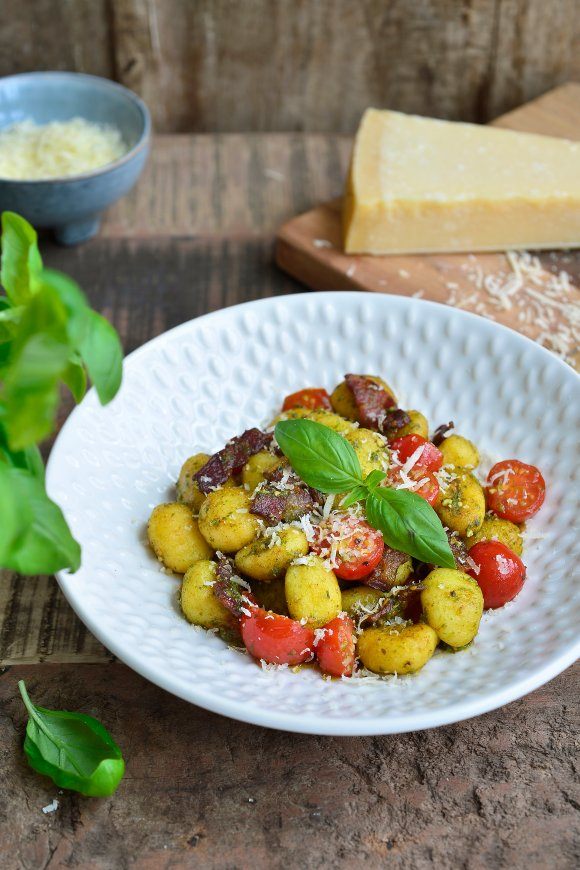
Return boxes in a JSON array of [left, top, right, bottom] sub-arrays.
[[147, 374, 546, 679], [0, 118, 126, 180]]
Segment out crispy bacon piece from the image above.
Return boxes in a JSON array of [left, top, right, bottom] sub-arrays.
[[379, 408, 411, 440], [344, 374, 397, 429], [213, 556, 256, 618], [358, 582, 425, 628], [431, 421, 455, 447], [365, 546, 411, 592], [250, 465, 318, 523], [193, 428, 272, 494]]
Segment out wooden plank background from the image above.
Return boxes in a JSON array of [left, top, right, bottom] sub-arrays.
[[1, 0, 579, 132]]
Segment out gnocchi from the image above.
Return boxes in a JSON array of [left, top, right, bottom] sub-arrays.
[[148, 372, 544, 681]]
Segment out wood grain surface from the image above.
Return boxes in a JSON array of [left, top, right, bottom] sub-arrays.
[[1, 0, 579, 132], [275, 84, 580, 371], [1, 663, 578, 870]]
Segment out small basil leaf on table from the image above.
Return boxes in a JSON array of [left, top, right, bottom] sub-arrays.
[[18, 681, 124, 797], [366, 487, 456, 569], [275, 419, 363, 494]]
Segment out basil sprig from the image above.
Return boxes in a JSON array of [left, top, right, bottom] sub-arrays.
[[0, 212, 123, 574], [274, 419, 455, 568], [19, 681, 125, 797], [275, 418, 362, 493]]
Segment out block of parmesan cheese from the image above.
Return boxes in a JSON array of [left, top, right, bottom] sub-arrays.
[[343, 109, 580, 255]]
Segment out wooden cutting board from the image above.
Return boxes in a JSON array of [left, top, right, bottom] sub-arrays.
[[275, 84, 580, 370]]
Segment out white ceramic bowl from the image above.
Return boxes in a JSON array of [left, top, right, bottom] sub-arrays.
[[47, 293, 580, 735]]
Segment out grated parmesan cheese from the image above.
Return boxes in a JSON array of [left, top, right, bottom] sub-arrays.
[[0, 117, 126, 180]]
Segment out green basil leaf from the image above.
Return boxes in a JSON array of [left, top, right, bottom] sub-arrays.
[[1, 286, 71, 449], [62, 353, 88, 403], [275, 419, 363, 494], [0, 423, 44, 480], [40, 269, 90, 347], [364, 469, 387, 490], [0, 465, 80, 573], [79, 311, 123, 405], [18, 681, 124, 797], [0, 304, 24, 342], [1, 338, 68, 450], [1, 212, 43, 304], [366, 487, 455, 568], [41, 270, 122, 404], [339, 485, 369, 509]]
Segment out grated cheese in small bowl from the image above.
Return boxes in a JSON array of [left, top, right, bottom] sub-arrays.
[[0, 117, 126, 180]]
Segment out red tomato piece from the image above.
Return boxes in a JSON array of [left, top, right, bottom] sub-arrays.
[[314, 613, 356, 678], [390, 434, 443, 471], [311, 516, 384, 581], [387, 466, 440, 505], [240, 608, 315, 666], [466, 541, 526, 609], [486, 460, 546, 523], [282, 388, 332, 412]]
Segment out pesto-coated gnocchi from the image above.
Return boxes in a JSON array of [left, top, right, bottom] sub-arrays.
[[395, 409, 429, 439], [435, 469, 485, 539], [148, 502, 213, 573], [285, 556, 341, 628], [421, 568, 484, 648], [181, 560, 234, 630], [198, 487, 260, 552], [345, 428, 389, 477], [235, 527, 308, 581], [340, 585, 385, 618], [468, 515, 523, 556], [439, 434, 480, 469], [242, 450, 281, 493], [357, 623, 438, 675], [177, 453, 235, 512]]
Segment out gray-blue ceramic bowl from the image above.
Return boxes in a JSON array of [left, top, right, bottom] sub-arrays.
[[0, 71, 150, 245]]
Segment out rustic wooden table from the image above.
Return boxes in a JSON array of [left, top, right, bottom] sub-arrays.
[[0, 134, 578, 870]]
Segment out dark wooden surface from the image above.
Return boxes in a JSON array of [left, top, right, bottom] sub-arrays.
[[1, 664, 579, 870], [1, 0, 579, 132], [0, 131, 578, 868]]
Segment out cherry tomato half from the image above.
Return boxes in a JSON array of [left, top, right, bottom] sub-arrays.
[[314, 613, 356, 677], [282, 388, 332, 412], [486, 460, 546, 523], [466, 541, 526, 609], [311, 516, 384, 581], [390, 434, 443, 471], [240, 608, 315, 666], [387, 466, 440, 505]]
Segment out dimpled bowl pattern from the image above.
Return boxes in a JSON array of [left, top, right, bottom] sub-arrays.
[[46, 293, 580, 735]]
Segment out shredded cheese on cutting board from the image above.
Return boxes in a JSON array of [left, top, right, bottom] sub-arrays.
[[0, 117, 126, 180]]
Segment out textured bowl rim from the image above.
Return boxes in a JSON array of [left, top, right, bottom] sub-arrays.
[[0, 71, 151, 185], [48, 292, 580, 736]]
